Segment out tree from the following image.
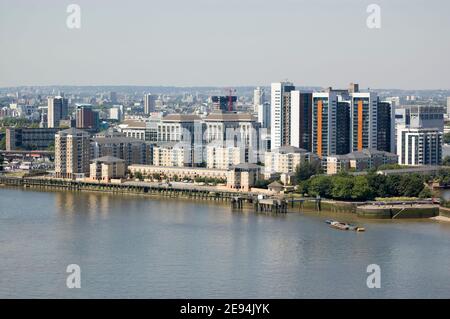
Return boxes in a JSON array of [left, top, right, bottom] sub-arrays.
[[308, 175, 332, 198], [444, 132, 450, 144], [0, 136, 5, 150], [331, 174, 354, 200], [366, 173, 389, 198], [351, 176, 374, 200], [443, 156, 450, 166], [47, 142, 55, 152], [134, 171, 143, 181], [296, 180, 310, 195], [295, 161, 322, 181], [419, 187, 433, 199], [398, 174, 425, 197]]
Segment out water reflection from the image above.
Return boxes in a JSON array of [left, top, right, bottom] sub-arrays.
[[0, 187, 449, 298]]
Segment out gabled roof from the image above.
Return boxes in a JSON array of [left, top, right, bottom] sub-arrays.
[[268, 181, 284, 188]]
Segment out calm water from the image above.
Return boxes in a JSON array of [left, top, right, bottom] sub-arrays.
[[0, 187, 449, 299]]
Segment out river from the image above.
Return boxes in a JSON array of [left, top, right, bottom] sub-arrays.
[[0, 187, 449, 298]]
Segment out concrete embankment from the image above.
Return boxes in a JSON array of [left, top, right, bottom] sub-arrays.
[[356, 204, 439, 219], [439, 206, 450, 218]]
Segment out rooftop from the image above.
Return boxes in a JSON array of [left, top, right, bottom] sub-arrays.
[[92, 136, 147, 144], [91, 156, 125, 163], [58, 128, 89, 136], [162, 114, 201, 122], [275, 146, 308, 154], [205, 113, 256, 122]]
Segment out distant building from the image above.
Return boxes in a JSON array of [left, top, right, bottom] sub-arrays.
[[55, 128, 90, 179], [325, 149, 398, 175], [90, 156, 126, 182], [76, 105, 99, 130], [336, 101, 351, 155], [47, 96, 68, 128], [447, 97, 450, 117], [348, 83, 359, 93], [118, 119, 158, 142], [144, 93, 157, 114], [109, 91, 118, 104], [396, 105, 445, 130], [312, 91, 338, 157], [158, 114, 204, 165], [91, 136, 153, 166], [153, 142, 191, 167], [206, 141, 244, 170], [395, 105, 444, 166], [253, 87, 265, 113], [397, 126, 442, 166], [290, 91, 313, 151], [211, 96, 237, 112], [204, 112, 261, 164], [350, 92, 378, 152], [264, 146, 318, 175], [270, 82, 295, 150], [6, 127, 60, 151], [377, 101, 395, 153], [109, 106, 123, 121], [226, 163, 262, 191], [257, 102, 270, 128], [129, 165, 228, 182]]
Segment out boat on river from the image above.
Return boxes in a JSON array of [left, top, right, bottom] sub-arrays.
[[325, 220, 365, 232]]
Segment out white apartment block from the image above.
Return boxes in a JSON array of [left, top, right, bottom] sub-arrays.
[[270, 82, 294, 150], [55, 128, 90, 179], [264, 146, 317, 175], [206, 143, 244, 170], [397, 126, 442, 166], [153, 142, 191, 167]]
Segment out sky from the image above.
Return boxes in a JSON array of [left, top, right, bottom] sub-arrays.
[[0, 0, 449, 89]]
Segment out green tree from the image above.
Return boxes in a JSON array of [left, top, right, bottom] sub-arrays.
[[0, 136, 5, 150], [331, 174, 354, 200], [385, 175, 401, 197], [134, 171, 143, 181], [444, 132, 450, 144], [47, 142, 55, 152], [419, 187, 433, 199], [295, 161, 322, 181], [296, 180, 310, 195], [443, 156, 450, 166], [398, 174, 425, 197], [351, 176, 374, 200], [308, 175, 332, 198], [366, 173, 389, 198]]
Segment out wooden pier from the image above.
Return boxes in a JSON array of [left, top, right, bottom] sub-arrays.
[[0, 176, 255, 203], [255, 198, 288, 213]]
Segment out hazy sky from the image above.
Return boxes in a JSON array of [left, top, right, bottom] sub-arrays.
[[1, 0, 449, 89]]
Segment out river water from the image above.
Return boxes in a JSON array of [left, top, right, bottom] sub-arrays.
[[0, 187, 449, 298]]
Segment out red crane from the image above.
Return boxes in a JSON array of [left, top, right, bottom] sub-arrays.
[[226, 88, 236, 112]]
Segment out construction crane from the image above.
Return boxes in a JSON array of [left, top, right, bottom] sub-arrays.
[[226, 88, 236, 112]]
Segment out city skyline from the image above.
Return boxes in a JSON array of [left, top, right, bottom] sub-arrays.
[[1, 0, 450, 89]]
